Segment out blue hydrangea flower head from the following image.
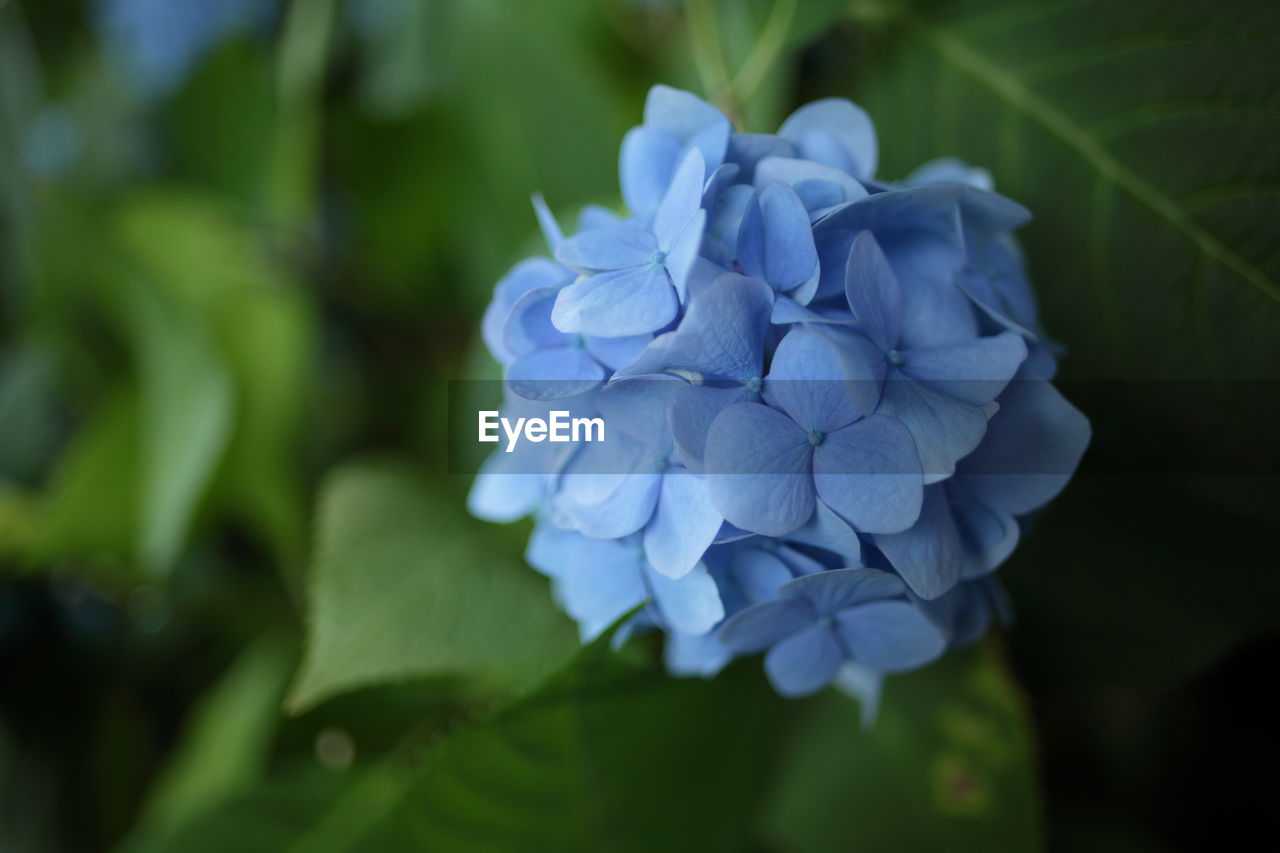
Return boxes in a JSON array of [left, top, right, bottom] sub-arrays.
[[470, 84, 1090, 714]]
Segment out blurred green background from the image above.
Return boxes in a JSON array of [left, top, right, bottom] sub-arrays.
[[1, 0, 1277, 850]]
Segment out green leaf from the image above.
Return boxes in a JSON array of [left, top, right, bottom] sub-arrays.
[[33, 390, 141, 572], [122, 635, 296, 852], [126, 282, 234, 575], [287, 462, 578, 712], [847, 0, 1280, 474], [157, 626, 788, 853], [766, 642, 1042, 852], [854, 0, 1280, 372]]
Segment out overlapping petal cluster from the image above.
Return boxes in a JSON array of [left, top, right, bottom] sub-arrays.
[[470, 85, 1090, 708]]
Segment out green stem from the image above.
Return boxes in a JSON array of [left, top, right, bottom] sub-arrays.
[[267, 0, 336, 237], [730, 0, 796, 111], [684, 0, 742, 125]]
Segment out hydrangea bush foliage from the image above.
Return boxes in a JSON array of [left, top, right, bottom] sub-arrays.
[[470, 85, 1090, 711]]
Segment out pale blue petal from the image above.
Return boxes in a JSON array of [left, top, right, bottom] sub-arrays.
[[555, 225, 656, 273], [836, 600, 947, 672], [900, 332, 1027, 405], [665, 630, 733, 677], [583, 333, 651, 371], [738, 183, 818, 292], [644, 470, 723, 579], [872, 485, 963, 599], [505, 347, 604, 401], [717, 596, 815, 654], [705, 402, 814, 536], [671, 384, 758, 473], [482, 258, 569, 364], [959, 376, 1091, 515], [531, 192, 564, 250], [778, 98, 878, 178], [764, 326, 862, 433], [467, 453, 545, 523], [646, 561, 724, 636], [785, 500, 864, 565], [644, 84, 730, 166], [503, 286, 565, 357], [779, 567, 904, 614], [764, 624, 844, 696], [844, 230, 903, 352], [617, 272, 773, 381], [620, 125, 681, 214], [727, 133, 795, 181], [878, 375, 990, 484], [905, 157, 994, 191], [663, 208, 706, 299], [754, 156, 867, 213], [551, 266, 678, 337], [654, 148, 706, 252], [813, 414, 924, 534], [730, 548, 796, 602]]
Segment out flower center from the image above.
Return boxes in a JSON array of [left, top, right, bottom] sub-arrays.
[[815, 614, 835, 630], [887, 349, 905, 366], [652, 455, 669, 473], [744, 376, 762, 393], [650, 249, 668, 266], [567, 334, 585, 349], [807, 430, 825, 447]]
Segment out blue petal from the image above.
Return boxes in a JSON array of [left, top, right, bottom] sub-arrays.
[[644, 470, 722, 579], [726, 133, 795, 181], [505, 347, 604, 401], [551, 266, 678, 337], [880, 229, 976, 349], [844, 230, 903, 352], [557, 535, 649, 641], [620, 125, 681, 214], [779, 567, 905, 614], [671, 383, 758, 473], [730, 548, 797, 603], [643, 85, 730, 169], [958, 375, 1091, 515], [900, 332, 1026, 406], [556, 225, 656, 273], [703, 183, 754, 267], [872, 484, 963, 599], [503, 287, 566, 357], [663, 208, 706, 300], [617, 272, 773, 381], [836, 600, 947, 672], [583, 333, 651, 371], [813, 414, 924, 534], [645, 560, 724, 636], [482, 258, 569, 364], [467, 453, 545, 523], [763, 326, 862, 433], [596, 376, 679, 450], [948, 480, 1019, 577], [705, 402, 814, 536], [717, 596, 815, 654], [764, 625, 844, 697], [878, 374, 990, 484], [654, 148, 706, 252], [778, 98, 878, 178], [905, 157, 994, 191], [531, 193, 564, 250], [784, 500, 864, 566], [738, 183, 818, 293], [665, 629, 733, 677], [755, 156, 867, 215], [554, 435, 661, 538]]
